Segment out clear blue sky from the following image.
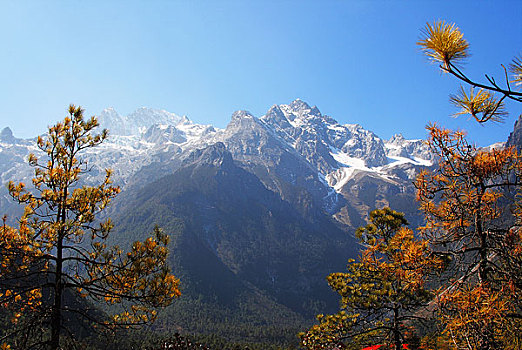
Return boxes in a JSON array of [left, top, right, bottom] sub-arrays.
[[1, 1, 521, 145]]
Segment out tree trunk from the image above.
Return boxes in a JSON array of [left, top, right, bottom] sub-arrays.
[[393, 306, 401, 350], [49, 246, 63, 349], [50, 202, 66, 350]]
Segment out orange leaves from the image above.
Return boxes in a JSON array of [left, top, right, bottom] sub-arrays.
[[510, 55, 522, 87], [416, 125, 521, 246], [85, 225, 180, 320], [144, 237, 157, 251], [0, 106, 180, 348], [417, 21, 522, 346], [439, 283, 516, 349], [416, 124, 522, 348], [471, 147, 519, 178], [300, 311, 357, 349], [164, 274, 182, 299], [7, 181, 31, 203], [109, 306, 158, 328], [302, 208, 441, 349], [104, 295, 119, 304], [0, 284, 43, 324], [419, 20, 522, 125]]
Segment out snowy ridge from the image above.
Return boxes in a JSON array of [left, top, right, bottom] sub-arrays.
[[324, 145, 433, 192], [0, 108, 220, 190], [1, 100, 438, 213], [260, 100, 434, 195], [98, 107, 183, 137]]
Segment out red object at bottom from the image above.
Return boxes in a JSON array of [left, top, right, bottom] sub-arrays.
[[361, 345, 409, 350]]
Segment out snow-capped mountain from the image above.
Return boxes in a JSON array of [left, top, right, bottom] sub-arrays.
[[1, 99, 434, 227], [262, 99, 388, 171], [98, 107, 183, 136], [259, 99, 433, 193], [1, 99, 505, 338], [68, 108, 218, 186]]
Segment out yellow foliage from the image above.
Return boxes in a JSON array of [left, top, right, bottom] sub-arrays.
[[301, 208, 442, 349], [416, 125, 522, 349], [0, 105, 181, 348], [418, 20, 469, 71]]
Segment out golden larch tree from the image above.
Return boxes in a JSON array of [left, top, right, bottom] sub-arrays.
[[415, 125, 522, 349], [417, 20, 522, 350]]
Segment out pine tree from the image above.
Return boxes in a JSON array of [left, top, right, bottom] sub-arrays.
[[417, 20, 521, 123], [0, 105, 181, 349], [300, 208, 442, 350]]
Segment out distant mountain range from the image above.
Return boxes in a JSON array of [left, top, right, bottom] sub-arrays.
[[1, 99, 435, 222], [1, 99, 516, 345]]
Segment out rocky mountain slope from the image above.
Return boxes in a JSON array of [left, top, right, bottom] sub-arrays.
[[0, 99, 438, 342]]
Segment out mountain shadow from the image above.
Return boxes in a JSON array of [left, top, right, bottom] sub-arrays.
[[109, 142, 359, 342]]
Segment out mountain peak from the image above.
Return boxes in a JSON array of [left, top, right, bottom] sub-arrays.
[[225, 110, 263, 135], [231, 110, 254, 120], [128, 107, 181, 125], [97, 107, 183, 136], [179, 115, 191, 124], [98, 108, 131, 136], [280, 99, 322, 122], [507, 114, 522, 150], [0, 127, 15, 143], [261, 105, 291, 129], [102, 107, 117, 113], [289, 99, 312, 112], [388, 134, 405, 144]]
